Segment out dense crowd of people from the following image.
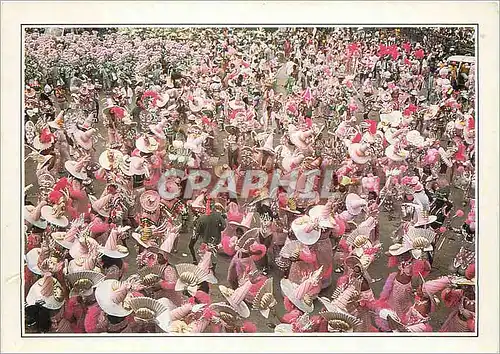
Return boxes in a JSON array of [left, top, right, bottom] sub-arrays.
[[24, 27, 475, 333]]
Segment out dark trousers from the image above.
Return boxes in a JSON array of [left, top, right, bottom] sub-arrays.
[[228, 148, 239, 168]]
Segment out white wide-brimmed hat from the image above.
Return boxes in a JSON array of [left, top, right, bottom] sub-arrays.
[[99, 227, 130, 259], [99, 149, 124, 170], [219, 280, 252, 318], [128, 156, 148, 176], [413, 209, 438, 228], [189, 192, 206, 212], [64, 156, 90, 180], [423, 105, 439, 120], [32, 128, 55, 151], [405, 130, 425, 147], [77, 112, 95, 131], [156, 92, 170, 108], [47, 110, 65, 130], [158, 175, 181, 201], [25, 248, 43, 275], [95, 279, 134, 317], [140, 190, 161, 212], [102, 98, 129, 118], [34, 154, 53, 171], [136, 135, 159, 154], [213, 163, 232, 178], [229, 212, 254, 230], [90, 193, 113, 218], [41, 205, 69, 228], [256, 133, 275, 155], [149, 119, 168, 140], [131, 226, 157, 249], [348, 143, 371, 164], [229, 99, 246, 111], [385, 144, 409, 162], [385, 127, 408, 145], [379, 111, 402, 128], [73, 128, 96, 151], [291, 215, 321, 245], [280, 267, 322, 313], [387, 242, 412, 256], [51, 227, 79, 250], [308, 199, 335, 228], [248, 187, 273, 206], [345, 193, 367, 216], [290, 130, 314, 151], [24, 201, 48, 229], [26, 273, 65, 310], [274, 314, 312, 333], [189, 97, 204, 113]]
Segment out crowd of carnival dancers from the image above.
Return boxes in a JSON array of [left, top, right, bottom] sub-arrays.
[[23, 27, 475, 333]]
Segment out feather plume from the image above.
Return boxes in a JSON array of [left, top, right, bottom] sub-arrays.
[[441, 288, 463, 308], [412, 259, 431, 278], [54, 177, 70, 191], [387, 256, 399, 268], [378, 272, 397, 302], [84, 304, 105, 333], [241, 321, 257, 333], [299, 249, 316, 264], [283, 296, 297, 312], [282, 309, 302, 323], [49, 190, 63, 204]]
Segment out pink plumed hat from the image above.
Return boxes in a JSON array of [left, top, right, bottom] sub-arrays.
[[51, 224, 79, 250], [65, 155, 90, 180], [95, 279, 133, 317], [189, 191, 206, 212], [348, 143, 371, 164], [282, 153, 305, 172], [280, 267, 322, 313], [308, 199, 335, 228], [290, 130, 313, 150], [219, 280, 252, 318], [99, 227, 130, 259], [69, 235, 99, 261]]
